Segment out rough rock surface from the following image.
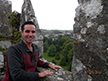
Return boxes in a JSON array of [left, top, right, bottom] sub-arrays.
[[0, 51, 4, 69], [72, 0, 108, 81], [0, 40, 12, 49], [0, 0, 12, 36], [20, 0, 43, 57]]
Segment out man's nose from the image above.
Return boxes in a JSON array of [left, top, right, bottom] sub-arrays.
[[29, 32, 33, 35]]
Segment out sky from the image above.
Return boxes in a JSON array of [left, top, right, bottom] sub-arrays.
[[9, 0, 78, 30]]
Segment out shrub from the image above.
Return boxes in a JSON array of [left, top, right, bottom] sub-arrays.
[[59, 56, 66, 66], [48, 44, 56, 57], [55, 52, 60, 60], [52, 59, 56, 64]]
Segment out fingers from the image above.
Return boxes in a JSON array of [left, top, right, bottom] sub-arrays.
[[45, 70, 53, 75], [53, 65, 62, 71], [55, 65, 62, 69], [49, 64, 62, 71], [38, 70, 53, 78]]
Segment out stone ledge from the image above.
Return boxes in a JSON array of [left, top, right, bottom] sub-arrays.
[[37, 67, 73, 81]]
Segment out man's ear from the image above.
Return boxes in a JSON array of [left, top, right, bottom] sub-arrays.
[[21, 31, 23, 34]]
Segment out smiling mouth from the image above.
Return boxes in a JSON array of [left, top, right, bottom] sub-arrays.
[[27, 36, 35, 39]]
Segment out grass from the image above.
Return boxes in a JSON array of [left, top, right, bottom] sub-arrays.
[[43, 52, 70, 71], [43, 52, 54, 62]]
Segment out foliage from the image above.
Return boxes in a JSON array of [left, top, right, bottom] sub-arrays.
[[52, 59, 56, 64], [68, 48, 73, 62], [43, 52, 69, 71], [68, 62, 72, 71], [9, 12, 17, 27], [55, 52, 60, 60], [59, 56, 66, 66], [0, 46, 3, 51], [43, 42, 48, 52], [0, 34, 5, 38], [60, 39, 73, 62], [43, 35, 73, 71], [43, 52, 55, 62], [47, 44, 56, 57], [59, 36, 70, 46], [12, 31, 21, 43], [2, 51, 7, 55]]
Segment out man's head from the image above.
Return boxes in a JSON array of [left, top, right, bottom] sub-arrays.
[[21, 21, 36, 32], [21, 21, 36, 44]]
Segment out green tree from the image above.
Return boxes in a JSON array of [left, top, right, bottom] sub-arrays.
[[68, 62, 72, 71], [48, 44, 56, 57], [68, 48, 73, 62], [52, 59, 56, 64], [43, 42, 48, 52], [59, 36, 70, 46], [55, 52, 60, 60], [60, 39, 73, 62], [59, 56, 66, 66]]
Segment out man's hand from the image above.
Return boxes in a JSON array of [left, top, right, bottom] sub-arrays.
[[48, 64, 62, 71], [38, 70, 53, 77]]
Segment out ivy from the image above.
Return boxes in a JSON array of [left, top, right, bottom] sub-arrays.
[[9, 12, 17, 27], [12, 31, 21, 43], [0, 34, 5, 38]]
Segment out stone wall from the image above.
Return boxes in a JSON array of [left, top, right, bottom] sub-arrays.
[[72, 0, 108, 81], [0, 0, 12, 37]]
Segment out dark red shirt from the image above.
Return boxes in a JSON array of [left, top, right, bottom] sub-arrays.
[[2, 41, 49, 81]]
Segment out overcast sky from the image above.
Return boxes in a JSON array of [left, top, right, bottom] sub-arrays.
[[9, 0, 78, 30]]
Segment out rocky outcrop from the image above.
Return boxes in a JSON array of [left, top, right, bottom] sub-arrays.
[[20, 0, 43, 57], [0, 0, 12, 37], [72, 0, 108, 81]]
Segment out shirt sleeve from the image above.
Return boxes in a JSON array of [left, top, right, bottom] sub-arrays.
[[7, 46, 39, 81], [37, 59, 50, 68]]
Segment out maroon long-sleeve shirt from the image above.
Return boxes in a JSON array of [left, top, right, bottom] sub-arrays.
[[2, 40, 49, 81]]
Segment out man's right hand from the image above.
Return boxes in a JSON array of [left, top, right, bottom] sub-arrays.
[[38, 70, 53, 77]]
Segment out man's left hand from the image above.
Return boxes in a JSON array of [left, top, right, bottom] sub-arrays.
[[48, 64, 62, 71]]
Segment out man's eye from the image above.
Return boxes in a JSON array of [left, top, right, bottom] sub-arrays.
[[25, 30, 30, 33], [32, 31, 36, 33]]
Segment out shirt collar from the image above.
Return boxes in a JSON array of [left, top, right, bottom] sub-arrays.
[[21, 40, 38, 54]]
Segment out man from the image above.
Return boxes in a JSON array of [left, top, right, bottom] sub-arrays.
[[2, 21, 62, 81]]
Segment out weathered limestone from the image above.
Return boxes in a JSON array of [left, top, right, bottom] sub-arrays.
[[0, 51, 4, 69], [0, 40, 12, 49], [72, 0, 108, 81], [20, 0, 43, 57], [0, 0, 12, 36]]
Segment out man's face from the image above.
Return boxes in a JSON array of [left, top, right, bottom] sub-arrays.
[[21, 24, 36, 44]]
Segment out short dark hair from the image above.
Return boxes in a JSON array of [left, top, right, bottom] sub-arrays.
[[21, 21, 36, 31]]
